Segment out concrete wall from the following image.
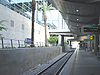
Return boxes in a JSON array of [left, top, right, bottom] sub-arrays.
[[0, 46, 62, 75]]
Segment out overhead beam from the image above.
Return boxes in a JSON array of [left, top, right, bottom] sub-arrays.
[[61, 12, 98, 18], [66, 19, 97, 25]]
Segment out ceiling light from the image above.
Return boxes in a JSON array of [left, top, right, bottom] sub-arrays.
[[77, 19, 79, 21], [76, 9, 79, 12], [77, 24, 79, 26]]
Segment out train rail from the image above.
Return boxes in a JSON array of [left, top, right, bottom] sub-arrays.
[[37, 51, 74, 75]]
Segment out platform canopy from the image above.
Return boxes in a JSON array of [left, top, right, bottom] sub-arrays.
[[52, 0, 100, 35]]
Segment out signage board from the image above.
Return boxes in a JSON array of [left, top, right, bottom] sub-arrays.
[[83, 26, 100, 32], [89, 35, 94, 40], [25, 38, 31, 43]]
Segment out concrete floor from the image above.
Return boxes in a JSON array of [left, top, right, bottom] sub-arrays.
[[60, 50, 100, 75]]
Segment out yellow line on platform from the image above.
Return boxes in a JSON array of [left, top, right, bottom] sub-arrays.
[[70, 51, 77, 75]]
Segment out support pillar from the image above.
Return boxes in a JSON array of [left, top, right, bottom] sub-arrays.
[[91, 40, 95, 52], [90, 40, 92, 51], [61, 35, 65, 52], [58, 35, 61, 46], [70, 41, 72, 49], [94, 33, 99, 55]]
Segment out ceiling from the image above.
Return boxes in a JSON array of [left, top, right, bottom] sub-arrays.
[[52, 0, 100, 35]]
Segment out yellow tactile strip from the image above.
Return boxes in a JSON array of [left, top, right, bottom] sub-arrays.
[[70, 50, 77, 75]]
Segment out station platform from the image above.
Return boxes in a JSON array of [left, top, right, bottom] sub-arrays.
[[60, 49, 100, 75]]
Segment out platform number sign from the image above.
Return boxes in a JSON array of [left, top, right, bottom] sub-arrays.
[[89, 35, 94, 40]]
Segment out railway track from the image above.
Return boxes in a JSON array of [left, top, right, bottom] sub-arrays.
[[37, 51, 74, 75]]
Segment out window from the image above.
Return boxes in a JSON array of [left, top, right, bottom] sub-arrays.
[[22, 24, 24, 30], [11, 20, 14, 27]]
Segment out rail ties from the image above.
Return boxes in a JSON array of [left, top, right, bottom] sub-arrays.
[[37, 51, 74, 75]]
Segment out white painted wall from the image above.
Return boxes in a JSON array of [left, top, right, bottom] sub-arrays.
[[0, 4, 45, 45]]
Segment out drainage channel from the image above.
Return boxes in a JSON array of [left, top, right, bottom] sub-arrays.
[[37, 51, 74, 75]]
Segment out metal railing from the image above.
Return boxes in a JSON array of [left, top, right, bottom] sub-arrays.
[[0, 38, 45, 48]]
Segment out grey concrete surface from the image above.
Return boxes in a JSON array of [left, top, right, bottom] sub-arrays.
[[0, 46, 62, 75], [22, 53, 67, 75], [60, 50, 100, 75], [60, 48, 77, 75], [74, 50, 100, 75]]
